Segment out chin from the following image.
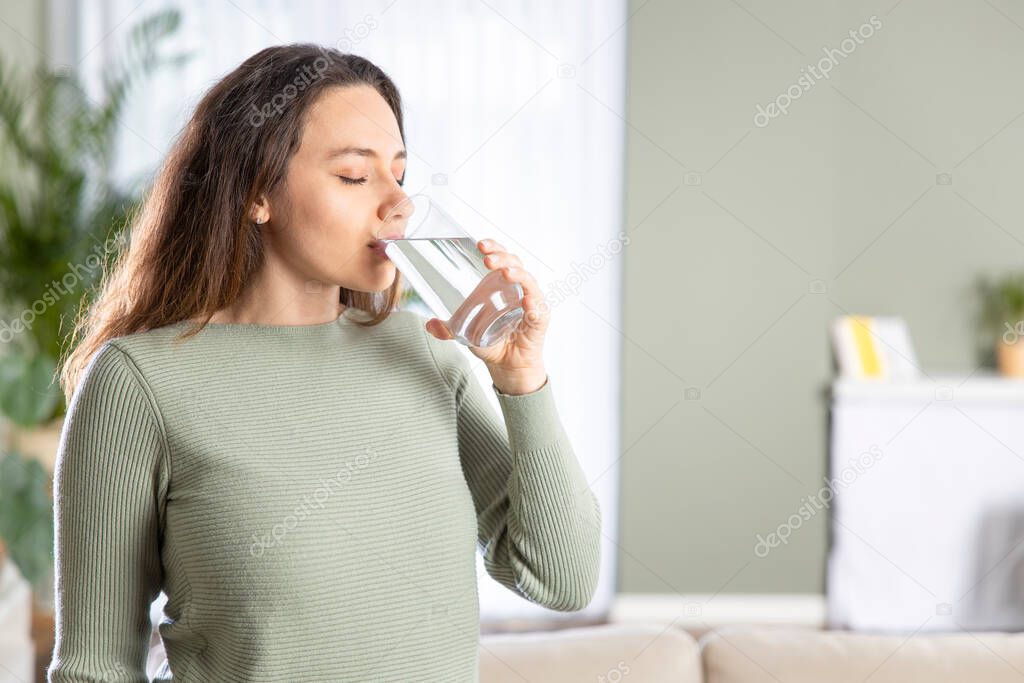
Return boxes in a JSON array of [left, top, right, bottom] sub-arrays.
[[360, 265, 399, 293], [335, 251, 398, 294]]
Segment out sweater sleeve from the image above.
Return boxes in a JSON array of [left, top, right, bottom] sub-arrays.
[[48, 342, 169, 683], [424, 331, 602, 612]]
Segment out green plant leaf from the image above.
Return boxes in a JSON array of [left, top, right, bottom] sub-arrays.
[[0, 352, 60, 427], [975, 272, 1024, 338], [0, 8, 185, 426], [0, 450, 53, 589]]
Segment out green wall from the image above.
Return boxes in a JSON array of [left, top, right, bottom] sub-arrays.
[[619, 0, 1024, 593], [0, 3, 44, 65]]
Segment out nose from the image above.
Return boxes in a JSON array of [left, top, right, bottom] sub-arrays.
[[377, 191, 413, 238], [379, 190, 412, 223]]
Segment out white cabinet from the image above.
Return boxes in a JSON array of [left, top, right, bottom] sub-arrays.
[[827, 373, 1024, 632]]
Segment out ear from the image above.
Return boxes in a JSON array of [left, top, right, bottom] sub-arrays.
[[249, 195, 271, 225]]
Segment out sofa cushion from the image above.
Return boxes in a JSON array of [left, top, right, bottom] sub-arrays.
[[479, 622, 702, 683], [702, 626, 1024, 683]]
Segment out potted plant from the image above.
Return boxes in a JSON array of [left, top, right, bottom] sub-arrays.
[[0, 10, 184, 676], [976, 272, 1024, 377], [0, 9, 184, 473]]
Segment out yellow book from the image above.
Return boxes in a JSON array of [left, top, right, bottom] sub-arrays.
[[830, 315, 919, 379]]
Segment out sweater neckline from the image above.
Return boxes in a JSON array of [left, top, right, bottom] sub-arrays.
[[175, 306, 371, 335]]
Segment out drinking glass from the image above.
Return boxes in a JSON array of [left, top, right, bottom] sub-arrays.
[[377, 194, 524, 347]]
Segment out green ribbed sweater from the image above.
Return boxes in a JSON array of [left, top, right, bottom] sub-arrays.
[[47, 306, 602, 682]]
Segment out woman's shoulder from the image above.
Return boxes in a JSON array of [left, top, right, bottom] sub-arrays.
[[104, 321, 198, 359]]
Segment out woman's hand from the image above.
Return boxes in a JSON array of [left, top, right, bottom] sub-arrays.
[[424, 239, 550, 395]]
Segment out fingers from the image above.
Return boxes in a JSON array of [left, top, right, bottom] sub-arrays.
[[483, 251, 523, 271], [426, 318, 455, 340], [478, 238, 540, 298], [494, 257, 544, 314], [477, 238, 548, 323], [478, 239, 522, 269], [501, 261, 538, 292], [478, 238, 505, 254]]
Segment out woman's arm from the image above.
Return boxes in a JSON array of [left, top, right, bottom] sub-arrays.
[[428, 334, 602, 612], [48, 342, 169, 683]]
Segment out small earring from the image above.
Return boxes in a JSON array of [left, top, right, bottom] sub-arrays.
[[255, 216, 266, 225]]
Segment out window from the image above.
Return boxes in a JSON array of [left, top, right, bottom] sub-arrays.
[[72, 0, 626, 624]]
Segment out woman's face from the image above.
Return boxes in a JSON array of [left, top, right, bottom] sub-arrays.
[[264, 84, 408, 293]]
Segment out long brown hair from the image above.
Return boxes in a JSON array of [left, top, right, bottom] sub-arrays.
[[60, 45, 406, 399]]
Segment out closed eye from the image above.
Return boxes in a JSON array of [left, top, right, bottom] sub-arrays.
[[338, 175, 404, 187]]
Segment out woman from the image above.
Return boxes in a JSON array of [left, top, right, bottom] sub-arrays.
[[48, 45, 601, 682]]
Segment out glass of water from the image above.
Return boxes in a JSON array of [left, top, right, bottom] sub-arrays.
[[377, 194, 524, 347]]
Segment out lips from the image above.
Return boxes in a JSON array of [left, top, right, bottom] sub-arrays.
[[368, 232, 403, 255], [368, 234, 402, 259]]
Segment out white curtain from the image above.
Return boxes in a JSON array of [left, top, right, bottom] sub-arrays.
[[72, 0, 625, 624]]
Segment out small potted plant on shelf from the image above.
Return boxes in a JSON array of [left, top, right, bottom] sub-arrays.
[[976, 272, 1024, 377]]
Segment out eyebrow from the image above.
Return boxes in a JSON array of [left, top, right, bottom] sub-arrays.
[[327, 146, 407, 161]]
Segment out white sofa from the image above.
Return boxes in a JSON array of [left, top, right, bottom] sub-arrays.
[[479, 621, 1024, 682]]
